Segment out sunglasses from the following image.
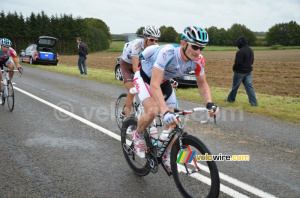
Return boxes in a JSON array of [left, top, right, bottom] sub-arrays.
[[188, 42, 205, 51], [148, 38, 158, 43]]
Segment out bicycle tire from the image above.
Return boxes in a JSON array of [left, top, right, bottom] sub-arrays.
[[171, 135, 220, 198], [121, 117, 150, 176], [7, 81, 14, 111], [115, 93, 137, 130], [1, 90, 5, 106], [115, 93, 128, 130]]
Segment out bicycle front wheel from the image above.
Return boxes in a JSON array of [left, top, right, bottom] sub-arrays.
[[171, 135, 220, 198], [1, 90, 5, 105], [7, 81, 14, 111], [121, 117, 150, 176]]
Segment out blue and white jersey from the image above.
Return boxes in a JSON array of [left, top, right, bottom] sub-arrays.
[[140, 44, 205, 80], [122, 38, 149, 64]]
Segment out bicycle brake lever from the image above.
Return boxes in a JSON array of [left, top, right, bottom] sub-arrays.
[[212, 106, 218, 125]]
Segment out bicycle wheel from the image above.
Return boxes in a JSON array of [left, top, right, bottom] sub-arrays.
[[115, 93, 127, 130], [7, 81, 14, 111], [1, 90, 5, 106], [121, 117, 150, 176], [171, 135, 220, 198], [115, 93, 136, 130]]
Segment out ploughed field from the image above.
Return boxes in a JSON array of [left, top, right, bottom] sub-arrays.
[[59, 50, 300, 97]]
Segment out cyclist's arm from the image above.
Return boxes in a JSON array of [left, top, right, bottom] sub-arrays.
[[196, 73, 218, 116], [131, 40, 142, 73], [12, 57, 21, 69], [196, 73, 211, 104], [132, 56, 139, 73], [150, 67, 169, 115]]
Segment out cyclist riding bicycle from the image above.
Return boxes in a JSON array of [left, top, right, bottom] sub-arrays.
[[0, 38, 23, 103], [120, 26, 161, 118], [132, 26, 219, 170]]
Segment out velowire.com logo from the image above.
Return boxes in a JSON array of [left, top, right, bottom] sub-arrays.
[[176, 151, 250, 162]]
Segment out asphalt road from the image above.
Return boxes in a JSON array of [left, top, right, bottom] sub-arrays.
[[0, 66, 299, 198]]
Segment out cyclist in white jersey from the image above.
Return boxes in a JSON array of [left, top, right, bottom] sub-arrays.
[[132, 26, 219, 161], [0, 38, 23, 102], [120, 26, 161, 118]]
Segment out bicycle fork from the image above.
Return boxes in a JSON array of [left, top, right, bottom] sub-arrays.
[[179, 135, 200, 175], [1, 79, 8, 97]]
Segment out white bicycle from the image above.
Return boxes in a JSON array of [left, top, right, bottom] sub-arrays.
[[115, 87, 164, 131], [1, 69, 21, 111]]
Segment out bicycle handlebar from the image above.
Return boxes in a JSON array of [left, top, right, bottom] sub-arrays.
[[1, 69, 20, 72], [1, 69, 22, 77], [174, 107, 217, 124]]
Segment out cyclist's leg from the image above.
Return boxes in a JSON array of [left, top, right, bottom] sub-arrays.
[[163, 84, 177, 131], [124, 81, 134, 117], [120, 59, 135, 117], [6, 60, 14, 80], [133, 69, 158, 134], [137, 97, 158, 133]]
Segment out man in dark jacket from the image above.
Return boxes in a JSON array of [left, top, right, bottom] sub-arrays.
[[225, 36, 258, 106], [77, 37, 88, 75]]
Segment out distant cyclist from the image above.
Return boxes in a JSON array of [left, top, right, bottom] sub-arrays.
[[132, 26, 219, 165], [120, 26, 161, 118], [0, 38, 23, 101]]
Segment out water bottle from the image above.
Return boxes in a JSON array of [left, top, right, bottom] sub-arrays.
[[149, 126, 158, 146], [157, 126, 173, 148]]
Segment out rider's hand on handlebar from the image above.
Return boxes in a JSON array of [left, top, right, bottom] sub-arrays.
[[206, 102, 219, 117], [164, 111, 180, 125], [18, 66, 23, 74]]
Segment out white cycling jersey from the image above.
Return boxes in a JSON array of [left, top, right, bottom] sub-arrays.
[[140, 44, 205, 79], [122, 38, 155, 64]]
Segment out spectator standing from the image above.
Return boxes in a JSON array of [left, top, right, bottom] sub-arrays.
[[225, 36, 258, 106], [77, 37, 88, 75]]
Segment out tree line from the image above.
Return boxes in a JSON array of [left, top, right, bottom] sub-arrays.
[[136, 21, 300, 46], [0, 11, 111, 54], [1, 10, 299, 55]]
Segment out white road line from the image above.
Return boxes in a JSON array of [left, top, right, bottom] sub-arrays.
[[15, 86, 277, 198], [196, 163, 278, 198]]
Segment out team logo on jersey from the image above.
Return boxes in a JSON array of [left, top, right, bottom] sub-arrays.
[[185, 67, 192, 73], [166, 49, 174, 56], [167, 66, 174, 71], [166, 64, 179, 74]]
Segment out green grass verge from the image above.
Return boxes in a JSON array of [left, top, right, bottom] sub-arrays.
[[106, 41, 300, 52], [24, 63, 300, 124]]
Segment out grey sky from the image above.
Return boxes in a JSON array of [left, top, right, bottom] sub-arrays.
[[3, 0, 300, 34]]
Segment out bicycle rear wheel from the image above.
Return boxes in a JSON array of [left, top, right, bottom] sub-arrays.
[[121, 117, 150, 176], [7, 81, 14, 111], [171, 135, 220, 198], [115, 93, 136, 130]]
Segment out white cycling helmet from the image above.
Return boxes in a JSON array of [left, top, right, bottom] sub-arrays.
[[143, 26, 161, 38]]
